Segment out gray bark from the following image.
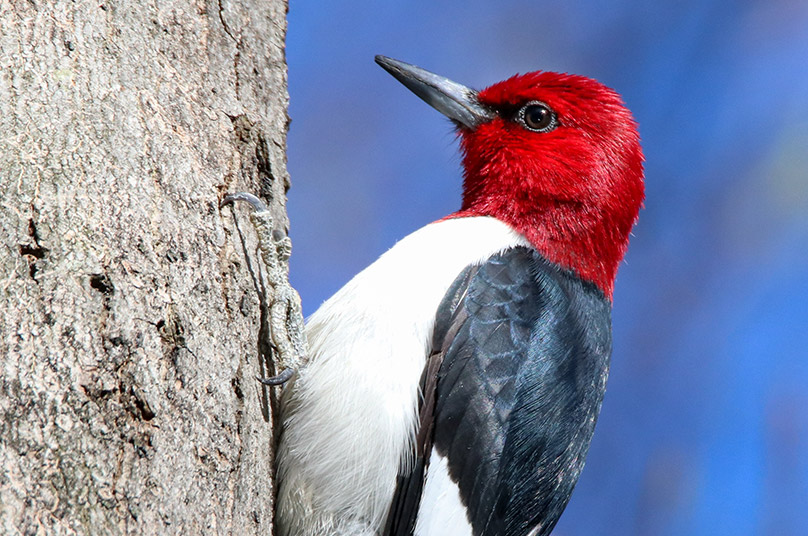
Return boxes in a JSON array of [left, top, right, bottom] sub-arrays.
[[0, 1, 290, 534]]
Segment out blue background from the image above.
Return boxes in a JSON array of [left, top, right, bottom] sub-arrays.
[[284, 2, 808, 535]]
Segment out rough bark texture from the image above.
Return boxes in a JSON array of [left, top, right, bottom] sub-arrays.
[[0, 1, 290, 534]]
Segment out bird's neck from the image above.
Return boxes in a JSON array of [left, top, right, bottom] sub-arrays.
[[451, 194, 628, 301]]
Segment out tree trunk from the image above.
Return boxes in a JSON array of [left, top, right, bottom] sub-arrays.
[[0, 1, 289, 534]]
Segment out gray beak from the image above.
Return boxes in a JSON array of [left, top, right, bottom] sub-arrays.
[[375, 56, 495, 129]]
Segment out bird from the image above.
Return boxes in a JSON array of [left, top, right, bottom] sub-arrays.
[[273, 56, 645, 536]]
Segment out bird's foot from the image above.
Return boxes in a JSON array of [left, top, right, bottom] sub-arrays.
[[221, 192, 307, 385]]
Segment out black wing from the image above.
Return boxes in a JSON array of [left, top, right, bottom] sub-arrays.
[[383, 246, 612, 536]]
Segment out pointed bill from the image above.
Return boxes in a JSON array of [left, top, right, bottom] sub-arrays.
[[375, 56, 495, 129]]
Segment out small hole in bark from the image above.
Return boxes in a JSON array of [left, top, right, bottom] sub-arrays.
[[134, 395, 155, 421], [28, 218, 40, 242], [232, 377, 244, 399], [89, 273, 114, 295], [19, 244, 46, 259], [108, 336, 127, 347]]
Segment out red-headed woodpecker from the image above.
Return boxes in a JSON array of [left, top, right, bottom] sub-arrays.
[[275, 56, 644, 536]]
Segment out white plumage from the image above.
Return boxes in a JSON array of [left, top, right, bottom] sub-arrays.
[[414, 451, 475, 536], [275, 216, 528, 536]]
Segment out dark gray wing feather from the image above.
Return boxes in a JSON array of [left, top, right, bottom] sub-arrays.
[[384, 246, 612, 536]]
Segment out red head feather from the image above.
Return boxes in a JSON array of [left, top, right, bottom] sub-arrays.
[[455, 72, 645, 299]]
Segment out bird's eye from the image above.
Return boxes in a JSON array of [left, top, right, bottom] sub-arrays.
[[519, 102, 557, 132]]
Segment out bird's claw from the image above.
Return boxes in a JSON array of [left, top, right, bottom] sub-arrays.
[[220, 192, 269, 212], [256, 368, 296, 386]]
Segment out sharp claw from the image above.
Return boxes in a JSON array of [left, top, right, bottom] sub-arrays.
[[256, 368, 295, 386], [220, 192, 269, 212]]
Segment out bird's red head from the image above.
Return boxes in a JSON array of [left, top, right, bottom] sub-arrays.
[[376, 57, 645, 299], [457, 72, 645, 299]]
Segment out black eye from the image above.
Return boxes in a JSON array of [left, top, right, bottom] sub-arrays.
[[519, 102, 556, 132]]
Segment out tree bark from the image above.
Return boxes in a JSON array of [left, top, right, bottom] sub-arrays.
[[0, 1, 289, 534]]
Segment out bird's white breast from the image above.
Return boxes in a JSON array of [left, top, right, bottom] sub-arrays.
[[276, 216, 527, 534]]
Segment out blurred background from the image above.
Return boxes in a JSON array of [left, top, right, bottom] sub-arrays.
[[284, 1, 808, 535]]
